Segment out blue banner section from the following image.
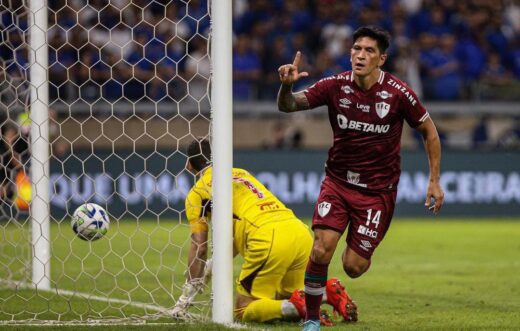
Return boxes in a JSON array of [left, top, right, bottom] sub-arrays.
[[50, 149, 520, 219]]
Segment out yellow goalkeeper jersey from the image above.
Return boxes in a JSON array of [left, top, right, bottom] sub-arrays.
[[185, 167, 298, 256]]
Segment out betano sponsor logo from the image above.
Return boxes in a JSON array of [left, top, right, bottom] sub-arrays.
[[337, 114, 390, 133]]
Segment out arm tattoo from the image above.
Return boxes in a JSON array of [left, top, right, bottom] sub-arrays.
[[277, 85, 309, 113]]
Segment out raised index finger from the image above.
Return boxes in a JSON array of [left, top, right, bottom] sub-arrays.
[[292, 51, 302, 67]]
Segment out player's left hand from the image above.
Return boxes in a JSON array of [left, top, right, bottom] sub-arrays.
[[171, 279, 206, 318], [425, 181, 444, 214]]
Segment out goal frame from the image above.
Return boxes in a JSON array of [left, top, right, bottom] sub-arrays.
[[24, 0, 234, 325]]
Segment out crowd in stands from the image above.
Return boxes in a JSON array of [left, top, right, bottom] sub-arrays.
[[1, 0, 520, 104]]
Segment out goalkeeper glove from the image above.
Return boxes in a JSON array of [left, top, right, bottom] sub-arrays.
[[171, 259, 212, 318], [171, 279, 205, 318]]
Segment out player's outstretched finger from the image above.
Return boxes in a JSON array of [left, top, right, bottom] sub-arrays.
[[292, 51, 302, 67], [299, 71, 309, 78]]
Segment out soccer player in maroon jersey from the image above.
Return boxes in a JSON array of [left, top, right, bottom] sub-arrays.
[[277, 26, 445, 330]]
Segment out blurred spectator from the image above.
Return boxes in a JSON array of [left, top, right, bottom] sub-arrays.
[[481, 53, 512, 85], [0, 121, 28, 219], [184, 35, 211, 102], [392, 43, 423, 98], [262, 121, 304, 150], [496, 121, 520, 149], [233, 34, 261, 100], [1, 0, 519, 105], [421, 33, 461, 100], [479, 52, 520, 101]]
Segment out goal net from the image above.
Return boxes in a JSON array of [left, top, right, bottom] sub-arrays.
[[0, 0, 219, 324]]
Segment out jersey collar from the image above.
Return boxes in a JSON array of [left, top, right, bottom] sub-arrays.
[[350, 70, 385, 85]]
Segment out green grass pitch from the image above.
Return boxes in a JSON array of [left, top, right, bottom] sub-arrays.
[[1, 218, 519, 330]]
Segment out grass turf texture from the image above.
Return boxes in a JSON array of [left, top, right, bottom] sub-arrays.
[[1, 218, 519, 330]]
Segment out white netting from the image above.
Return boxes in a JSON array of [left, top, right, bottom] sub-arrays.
[[1, 0, 213, 324]]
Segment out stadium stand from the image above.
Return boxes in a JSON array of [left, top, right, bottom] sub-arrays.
[[1, 0, 519, 150]]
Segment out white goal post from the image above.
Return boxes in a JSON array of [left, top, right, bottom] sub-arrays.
[[0, 0, 233, 325], [210, 0, 234, 324]]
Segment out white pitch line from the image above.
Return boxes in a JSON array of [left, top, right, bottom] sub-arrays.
[[0, 279, 167, 312]]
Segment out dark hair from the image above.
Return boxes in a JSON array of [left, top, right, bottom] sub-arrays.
[[352, 26, 391, 54], [187, 139, 211, 172]]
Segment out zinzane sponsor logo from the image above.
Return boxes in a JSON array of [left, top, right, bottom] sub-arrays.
[[337, 114, 390, 134], [387, 79, 417, 106], [356, 103, 370, 112], [357, 225, 378, 238], [318, 201, 331, 217], [339, 98, 351, 108]]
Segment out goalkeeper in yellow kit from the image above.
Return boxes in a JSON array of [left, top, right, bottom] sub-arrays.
[[172, 139, 356, 324]]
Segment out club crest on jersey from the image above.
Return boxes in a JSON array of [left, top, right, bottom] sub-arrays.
[[375, 102, 390, 118], [341, 85, 354, 94], [339, 98, 351, 108], [318, 201, 331, 217]]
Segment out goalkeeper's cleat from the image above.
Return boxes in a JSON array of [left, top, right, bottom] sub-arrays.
[[319, 309, 333, 326], [325, 277, 358, 322], [301, 319, 321, 331], [289, 289, 307, 319]]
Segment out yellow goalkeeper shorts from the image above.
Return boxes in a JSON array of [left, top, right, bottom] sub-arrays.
[[236, 217, 312, 299]]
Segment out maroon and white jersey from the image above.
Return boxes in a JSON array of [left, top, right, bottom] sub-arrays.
[[304, 70, 429, 191]]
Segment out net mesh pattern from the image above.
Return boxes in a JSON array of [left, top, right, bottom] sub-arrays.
[[1, 0, 213, 324]]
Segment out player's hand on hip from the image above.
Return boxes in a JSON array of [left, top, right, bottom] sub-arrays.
[[278, 51, 309, 85], [425, 182, 444, 214]]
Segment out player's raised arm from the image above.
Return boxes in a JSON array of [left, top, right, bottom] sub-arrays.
[[415, 118, 444, 214], [277, 51, 310, 113]]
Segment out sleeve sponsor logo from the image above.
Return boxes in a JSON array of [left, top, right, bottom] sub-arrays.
[[387, 78, 417, 106]]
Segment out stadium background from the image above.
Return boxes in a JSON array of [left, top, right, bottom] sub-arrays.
[[1, 0, 519, 219], [0, 0, 519, 329], [0, 0, 518, 220]]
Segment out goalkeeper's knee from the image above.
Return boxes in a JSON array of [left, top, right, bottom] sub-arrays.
[[240, 299, 283, 322]]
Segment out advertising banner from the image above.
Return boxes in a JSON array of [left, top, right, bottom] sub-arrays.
[[49, 149, 520, 219]]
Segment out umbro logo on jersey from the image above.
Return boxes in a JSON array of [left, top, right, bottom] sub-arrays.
[[339, 98, 351, 108], [318, 201, 331, 217], [360, 240, 372, 251], [341, 85, 354, 94], [376, 90, 393, 99], [375, 102, 390, 118]]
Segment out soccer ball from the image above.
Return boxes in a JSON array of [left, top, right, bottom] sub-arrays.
[[71, 203, 110, 241]]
